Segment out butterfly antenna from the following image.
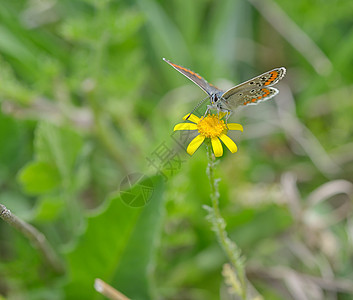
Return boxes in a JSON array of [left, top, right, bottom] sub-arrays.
[[185, 95, 210, 120]]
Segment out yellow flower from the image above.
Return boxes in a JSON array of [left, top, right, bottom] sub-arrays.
[[173, 114, 243, 157]]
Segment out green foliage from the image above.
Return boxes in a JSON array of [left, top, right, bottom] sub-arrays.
[[18, 161, 61, 195], [33, 122, 83, 182], [0, 0, 353, 299], [65, 176, 164, 300]]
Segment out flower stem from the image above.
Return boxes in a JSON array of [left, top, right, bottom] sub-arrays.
[[205, 143, 247, 299]]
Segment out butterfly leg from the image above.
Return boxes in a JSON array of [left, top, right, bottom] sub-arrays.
[[224, 111, 232, 128], [216, 108, 224, 121], [214, 107, 231, 128], [203, 105, 212, 118]]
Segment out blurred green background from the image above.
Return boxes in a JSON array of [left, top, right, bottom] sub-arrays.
[[1, 0, 353, 299]]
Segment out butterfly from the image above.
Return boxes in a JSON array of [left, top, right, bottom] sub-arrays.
[[163, 58, 286, 118]]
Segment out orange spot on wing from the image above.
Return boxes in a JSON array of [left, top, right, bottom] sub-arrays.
[[171, 63, 202, 79], [261, 88, 270, 97], [251, 99, 256, 102], [264, 71, 279, 85]]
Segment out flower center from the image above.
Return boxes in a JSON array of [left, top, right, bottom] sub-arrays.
[[197, 114, 227, 138]]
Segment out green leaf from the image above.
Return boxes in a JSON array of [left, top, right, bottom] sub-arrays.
[[34, 121, 83, 181], [136, 0, 189, 61], [0, 112, 31, 181], [32, 195, 66, 223], [18, 161, 61, 195], [65, 175, 164, 300], [0, 25, 37, 64]]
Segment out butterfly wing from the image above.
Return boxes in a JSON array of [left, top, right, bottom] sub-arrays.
[[163, 58, 222, 96], [222, 87, 279, 108], [221, 67, 286, 109]]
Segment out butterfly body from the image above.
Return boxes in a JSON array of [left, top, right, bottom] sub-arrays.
[[163, 58, 286, 116]]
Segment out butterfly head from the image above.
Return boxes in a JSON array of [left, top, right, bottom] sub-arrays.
[[207, 92, 232, 116], [210, 92, 225, 106]]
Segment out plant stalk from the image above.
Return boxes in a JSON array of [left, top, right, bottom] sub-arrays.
[[206, 143, 247, 299], [0, 204, 65, 274]]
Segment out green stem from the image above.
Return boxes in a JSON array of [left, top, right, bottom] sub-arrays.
[[206, 143, 247, 299]]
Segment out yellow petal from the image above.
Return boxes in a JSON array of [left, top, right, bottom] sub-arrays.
[[219, 134, 238, 153], [182, 113, 200, 123], [227, 123, 243, 131], [187, 134, 205, 155], [211, 137, 223, 157], [173, 123, 198, 131]]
